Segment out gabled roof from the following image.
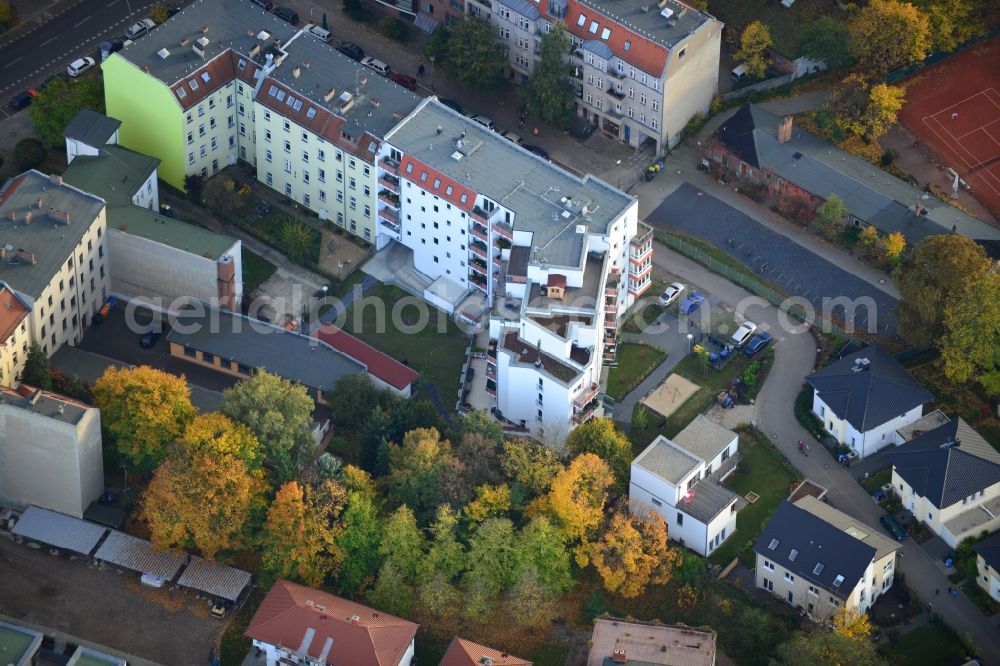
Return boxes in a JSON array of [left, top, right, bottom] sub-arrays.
[[806, 345, 931, 433], [793, 495, 898, 562], [714, 104, 1000, 244], [0, 284, 29, 343], [61, 109, 121, 148], [975, 532, 1000, 572], [313, 325, 418, 391], [754, 501, 877, 599], [888, 420, 1000, 510], [246, 580, 418, 666], [439, 638, 531, 666]]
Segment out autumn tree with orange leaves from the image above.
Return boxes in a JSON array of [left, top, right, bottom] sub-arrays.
[[589, 510, 680, 598], [547, 453, 614, 565], [92, 365, 196, 469], [140, 413, 268, 559]]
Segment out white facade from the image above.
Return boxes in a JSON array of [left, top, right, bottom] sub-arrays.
[[66, 127, 120, 162], [0, 390, 104, 518], [892, 470, 1000, 548], [252, 637, 415, 666], [183, 80, 240, 180], [130, 170, 160, 211], [978, 553, 1000, 603], [813, 390, 923, 460]]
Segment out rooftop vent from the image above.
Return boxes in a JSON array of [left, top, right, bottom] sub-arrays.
[[15, 248, 36, 265], [249, 44, 261, 58], [324, 88, 336, 102], [347, 615, 361, 624], [197, 36, 210, 48], [157, 47, 170, 59], [257, 30, 271, 40], [201, 24, 209, 33], [451, 151, 463, 161], [180, 37, 190, 47], [660, 7, 674, 19], [851, 357, 871, 373], [48, 208, 70, 225], [293, 66, 301, 78], [612, 649, 628, 663], [481, 659, 494, 666]]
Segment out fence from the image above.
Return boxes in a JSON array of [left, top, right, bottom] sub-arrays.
[[721, 74, 795, 102], [658, 232, 861, 345]]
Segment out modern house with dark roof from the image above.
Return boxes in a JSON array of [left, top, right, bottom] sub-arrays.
[[755, 500, 898, 620], [974, 532, 1000, 603], [888, 418, 1000, 547], [439, 638, 531, 666], [246, 580, 418, 666], [630, 415, 743, 556], [707, 103, 1000, 247], [62, 109, 244, 311], [805, 345, 932, 459]]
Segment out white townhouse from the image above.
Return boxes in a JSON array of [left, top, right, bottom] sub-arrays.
[[630, 415, 742, 556], [755, 498, 899, 621], [975, 533, 1000, 603], [380, 98, 652, 445], [889, 418, 1000, 548], [806, 345, 932, 460]]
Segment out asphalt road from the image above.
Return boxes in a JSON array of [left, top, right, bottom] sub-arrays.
[[0, 0, 186, 115]]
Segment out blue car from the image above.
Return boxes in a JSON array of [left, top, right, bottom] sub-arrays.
[[742, 331, 772, 357], [679, 292, 705, 315]]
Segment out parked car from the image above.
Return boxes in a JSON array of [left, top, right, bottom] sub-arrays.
[[500, 130, 523, 145], [523, 144, 549, 160], [67, 57, 96, 78], [389, 72, 417, 91], [10, 88, 39, 111], [92, 296, 117, 324], [125, 18, 156, 40], [210, 600, 231, 618], [273, 7, 299, 24], [336, 42, 364, 61], [438, 98, 464, 115], [730, 321, 758, 347], [471, 115, 496, 130], [742, 331, 772, 357], [679, 292, 705, 315], [140, 326, 162, 348], [361, 56, 391, 76], [658, 282, 685, 307], [164, 4, 182, 18], [304, 23, 331, 42], [880, 514, 907, 541], [250, 0, 274, 9]]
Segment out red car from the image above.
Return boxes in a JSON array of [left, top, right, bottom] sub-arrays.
[[389, 73, 417, 91]]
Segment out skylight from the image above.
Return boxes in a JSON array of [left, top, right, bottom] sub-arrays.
[[789, 548, 799, 562], [200, 71, 211, 83], [276, 90, 286, 102], [589, 20, 599, 34], [176, 87, 187, 99], [624, 40, 631, 52], [446, 185, 454, 195], [768, 538, 780, 551], [293, 99, 303, 111], [268, 85, 278, 97], [189, 79, 199, 91], [433, 178, 441, 189], [237, 59, 247, 71], [306, 107, 317, 119], [577, 14, 586, 26], [833, 574, 845, 587], [601, 27, 611, 40], [813, 562, 825, 576]]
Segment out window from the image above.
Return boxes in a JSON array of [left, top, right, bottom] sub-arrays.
[[210, 137, 217, 150], [789, 549, 799, 562], [577, 14, 586, 26], [284, 183, 292, 196], [198, 124, 205, 137], [187, 132, 193, 145], [813, 562, 825, 576], [601, 27, 611, 40], [283, 140, 291, 153], [284, 160, 292, 173], [189, 79, 199, 92], [784, 572, 794, 583], [266, 172, 273, 185], [832, 575, 845, 588], [318, 149, 325, 162], [200, 145, 207, 157], [623, 40, 631, 52], [266, 149, 273, 162], [763, 560, 774, 571], [676, 513, 683, 526], [201, 71, 211, 84], [763, 578, 773, 591], [303, 194, 310, 206], [651, 497, 661, 507], [265, 129, 272, 142], [318, 169, 325, 183], [303, 171, 310, 184], [302, 151, 310, 163], [588, 20, 598, 33], [768, 538, 780, 551]]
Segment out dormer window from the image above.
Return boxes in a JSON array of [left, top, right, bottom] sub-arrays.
[[577, 14, 586, 26], [813, 562, 825, 576]]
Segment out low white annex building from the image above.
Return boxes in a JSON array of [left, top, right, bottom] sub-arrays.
[[0, 385, 103, 518], [630, 415, 743, 556], [806, 346, 931, 460]]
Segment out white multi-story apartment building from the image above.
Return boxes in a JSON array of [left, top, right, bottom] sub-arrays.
[[478, 0, 721, 152], [630, 415, 741, 556], [103, 0, 422, 245], [0, 171, 111, 384], [755, 498, 899, 621], [381, 98, 652, 444]]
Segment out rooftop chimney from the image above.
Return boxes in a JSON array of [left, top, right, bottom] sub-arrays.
[[49, 174, 63, 186], [6, 210, 14, 221], [35, 197, 43, 209], [777, 115, 793, 144], [612, 649, 628, 663], [324, 88, 336, 102], [16, 249, 36, 265], [47, 207, 70, 225], [293, 66, 301, 78], [23, 211, 32, 224]]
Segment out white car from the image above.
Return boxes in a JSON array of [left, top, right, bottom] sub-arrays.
[[730, 321, 758, 347], [471, 115, 496, 131], [67, 57, 96, 78], [658, 282, 686, 307], [125, 18, 156, 40]]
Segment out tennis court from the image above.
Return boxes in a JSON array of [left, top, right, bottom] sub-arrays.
[[898, 36, 1000, 219]]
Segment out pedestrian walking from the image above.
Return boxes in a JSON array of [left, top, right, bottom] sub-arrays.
[[936, 588, 940, 596], [417, 63, 425, 77], [951, 112, 958, 120]]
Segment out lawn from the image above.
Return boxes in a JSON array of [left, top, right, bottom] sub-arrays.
[[621, 277, 667, 334], [656, 229, 763, 287], [709, 427, 801, 565], [860, 466, 892, 494], [881, 621, 969, 665], [344, 283, 468, 411], [241, 248, 276, 296], [708, 0, 843, 59], [605, 342, 667, 401]]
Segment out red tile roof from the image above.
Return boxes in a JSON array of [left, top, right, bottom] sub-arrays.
[[0, 286, 28, 344], [314, 325, 418, 391], [561, 0, 669, 76], [546, 274, 567, 289], [246, 580, 418, 666], [399, 155, 476, 213], [439, 638, 532, 666], [169, 51, 237, 110]]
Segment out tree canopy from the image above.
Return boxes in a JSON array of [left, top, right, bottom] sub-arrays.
[[384, 427, 456, 522], [30, 76, 104, 148], [918, 0, 983, 53], [940, 271, 1000, 396], [797, 17, 851, 69], [521, 25, 576, 129], [589, 511, 680, 598], [847, 0, 931, 78], [18, 343, 52, 390], [566, 418, 632, 491], [735, 21, 771, 79], [441, 18, 506, 92], [547, 453, 614, 563]]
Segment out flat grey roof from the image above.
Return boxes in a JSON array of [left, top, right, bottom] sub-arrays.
[[61, 109, 121, 147], [116, 0, 298, 86], [11, 506, 107, 555], [681, 479, 740, 524], [673, 415, 736, 463], [177, 555, 253, 601], [0, 171, 105, 299], [633, 435, 700, 485], [0, 386, 90, 425], [387, 99, 634, 269], [109, 207, 237, 259], [578, 0, 714, 50], [167, 306, 364, 391], [94, 530, 189, 580]]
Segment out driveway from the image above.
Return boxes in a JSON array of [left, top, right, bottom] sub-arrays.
[[648, 183, 898, 335], [649, 241, 1000, 661]]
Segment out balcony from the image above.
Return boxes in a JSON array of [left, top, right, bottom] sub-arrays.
[[486, 378, 497, 396], [379, 156, 400, 175], [380, 219, 401, 238], [471, 277, 488, 294], [608, 67, 626, 80], [378, 190, 400, 208], [604, 311, 617, 329], [471, 206, 490, 225], [469, 225, 489, 243], [378, 207, 399, 225], [492, 221, 513, 241], [574, 382, 600, 409], [573, 397, 600, 424], [607, 106, 624, 119], [607, 88, 625, 100], [378, 174, 400, 192], [470, 240, 488, 258], [469, 257, 488, 274]]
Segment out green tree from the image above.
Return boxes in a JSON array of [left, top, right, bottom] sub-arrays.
[[772, 626, 886, 665], [813, 194, 847, 238], [30, 76, 104, 148], [277, 218, 315, 262], [149, 4, 168, 23], [454, 409, 506, 449], [566, 418, 632, 490], [501, 440, 564, 498], [327, 374, 392, 431], [735, 21, 772, 79], [455, 432, 503, 488], [368, 561, 414, 616], [416, 505, 465, 615], [462, 517, 522, 619], [384, 427, 456, 522], [520, 25, 576, 129], [940, 272, 1000, 396], [892, 234, 990, 347], [220, 370, 315, 484], [14, 138, 46, 170], [0, 1, 17, 29], [847, 0, 931, 78], [504, 564, 557, 628], [863, 83, 906, 141], [517, 516, 574, 595], [360, 405, 393, 475], [336, 489, 383, 595], [882, 230, 906, 265], [443, 17, 506, 92], [379, 505, 427, 580], [919, 0, 982, 52], [18, 343, 52, 389], [797, 16, 851, 68], [424, 26, 451, 62]]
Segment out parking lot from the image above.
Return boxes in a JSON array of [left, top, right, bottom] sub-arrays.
[[0, 534, 225, 665]]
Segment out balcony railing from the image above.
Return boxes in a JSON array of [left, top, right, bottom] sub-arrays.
[[573, 399, 599, 424], [379, 156, 400, 174], [470, 241, 488, 258], [378, 207, 399, 224], [607, 88, 625, 100], [492, 221, 513, 240], [378, 191, 400, 208], [378, 174, 400, 192], [608, 68, 626, 79], [471, 206, 490, 224], [380, 219, 401, 235], [574, 383, 600, 409]]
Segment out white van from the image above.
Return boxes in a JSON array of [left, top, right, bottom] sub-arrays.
[[140, 573, 166, 588], [361, 56, 391, 76], [305, 24, 332, 43], [731, 64, 747, 82]]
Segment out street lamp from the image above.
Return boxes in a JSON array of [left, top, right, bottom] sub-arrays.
[[429, 55, 436, 91], [687, 333, 694, 352], [616, 159, 622, 189]]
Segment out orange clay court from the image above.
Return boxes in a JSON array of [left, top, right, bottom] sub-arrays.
[[898, 36, 1000, 219]]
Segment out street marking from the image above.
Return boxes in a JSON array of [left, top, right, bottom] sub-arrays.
[[41, 37, 56, 46], [74, 16, 91, 28], [3, 57, 22, 68], [108, 0, 120, 4]]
